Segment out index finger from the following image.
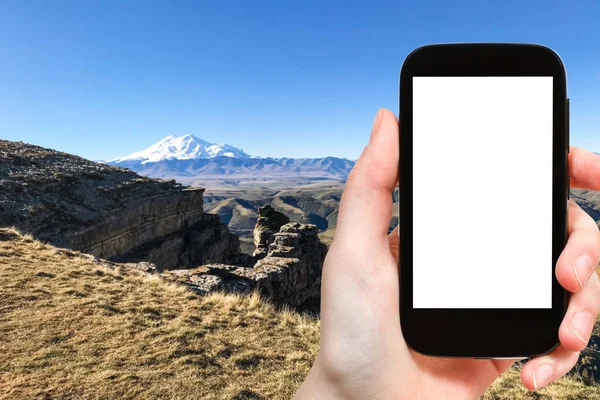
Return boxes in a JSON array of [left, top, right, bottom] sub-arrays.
[[570, 147, 600, 190]]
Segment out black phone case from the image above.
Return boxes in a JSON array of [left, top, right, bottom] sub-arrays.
[[399, 43, 569, 358]]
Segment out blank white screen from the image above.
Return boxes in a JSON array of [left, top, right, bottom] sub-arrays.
[[412, 77, 553, 309]]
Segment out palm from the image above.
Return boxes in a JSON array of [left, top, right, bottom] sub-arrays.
[[313, 229, 512, 400], [387, 235, 513, 399], [408, 343, 512, 397], [297, 110, 600, 400]]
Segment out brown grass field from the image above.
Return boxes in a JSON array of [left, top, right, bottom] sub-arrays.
[[1, 227, 599, 399]]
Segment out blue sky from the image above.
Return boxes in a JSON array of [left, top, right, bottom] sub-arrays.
[[1, 1, 599, 160]]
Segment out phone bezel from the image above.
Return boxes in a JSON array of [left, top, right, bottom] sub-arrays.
[[399, 43, 569, 358]]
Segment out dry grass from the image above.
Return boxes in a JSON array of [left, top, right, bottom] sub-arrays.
[[0, 228, 319, 399], [483, 366, 600, 399], [317, 228, 336, 247], [1, 227, 599, 399]]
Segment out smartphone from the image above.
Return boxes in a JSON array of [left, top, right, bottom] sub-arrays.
[[399, 43, 569, 358]]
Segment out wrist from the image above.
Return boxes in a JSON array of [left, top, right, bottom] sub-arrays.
[[295, 355, 479, 400], [294, 355, 403, 400], [294, 357, 340, 400]]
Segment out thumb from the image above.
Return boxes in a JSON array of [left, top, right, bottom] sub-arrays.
[[335, 108, 399, 247], [317, 109, 403, 370], [321, 108, 400, 317]]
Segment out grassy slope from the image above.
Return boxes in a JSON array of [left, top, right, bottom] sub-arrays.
[[0, 229, 319, 399], [1, 228, 599, 399]]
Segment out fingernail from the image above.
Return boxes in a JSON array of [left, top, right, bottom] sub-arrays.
[[573, 253, 593, 289], [571, 310, 594, 344], [370, 109, 384, 137], [533, 363, 555, 390]]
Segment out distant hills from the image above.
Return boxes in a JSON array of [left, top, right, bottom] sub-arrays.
[[107, 135, 355, 182], [572, 189, 600, 221], [202, 182, 347, 253]]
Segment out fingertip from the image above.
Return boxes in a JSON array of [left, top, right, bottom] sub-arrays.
[[378, 108, 397, 121], [569, 147, 600, 190], [347, 108, 399, 193], [520, 347, 580, 391], [369, 109, 385, 140], [555, 257, 582, 293], [519, 363, 536, 391], [558, 321, 589, 353], [559, 284, 598, 352], [556, 205, 600, 293], [369, 108, 398, 142], [521, 361, 555, 391], [336, 109, 399, 241]]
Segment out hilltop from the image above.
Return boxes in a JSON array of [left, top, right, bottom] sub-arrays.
[[0, 139, 242, 270], [0, 139, 330, 309], [0, 139, 184, 242]]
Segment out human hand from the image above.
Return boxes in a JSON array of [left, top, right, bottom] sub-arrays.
[[294, 109, 600, 399]]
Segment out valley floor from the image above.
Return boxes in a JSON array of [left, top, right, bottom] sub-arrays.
[[1, 228, 599, 399]]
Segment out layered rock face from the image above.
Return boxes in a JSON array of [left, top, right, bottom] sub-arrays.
[[252, 205, 290, 258], [0, 140, 240, 270], [251, 222, 327, 304], [1, 140, 329, 305], [109, 212, 246, 270], [162, 221, 328, 307], [66, 187, 204, 259]]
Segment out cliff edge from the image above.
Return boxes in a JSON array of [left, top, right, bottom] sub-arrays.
[[0, 140, 241, 270]]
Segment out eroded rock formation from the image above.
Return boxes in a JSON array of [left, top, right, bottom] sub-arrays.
[[162, 221, 328, 307], [252, 204, 290, 258]]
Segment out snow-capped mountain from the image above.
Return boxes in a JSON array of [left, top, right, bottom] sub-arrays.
[[110, 134, 250, 164], [108, 135, 355, 182]]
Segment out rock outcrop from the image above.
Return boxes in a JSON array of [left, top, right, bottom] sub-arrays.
[[162, 221, 328, 307], [252, 205, 290, 258], [0, 140, 241, 270], [250, 222, 327, 304], [109, 213, 249, 270], [1, 140, 329, 306]]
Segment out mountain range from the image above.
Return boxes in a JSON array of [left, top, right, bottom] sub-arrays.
[[107, 135, 355, 183], [110, 134, 251, 163]]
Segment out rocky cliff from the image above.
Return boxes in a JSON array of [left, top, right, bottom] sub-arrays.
[[0, 140, 240, 270], [162, 221, 327, 307], [1, 140, 329, 306], [253, 204, 290, 258]]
